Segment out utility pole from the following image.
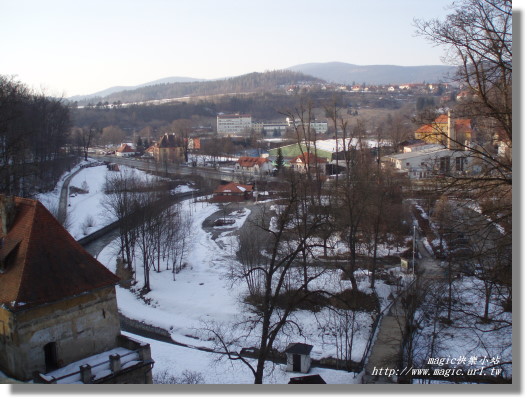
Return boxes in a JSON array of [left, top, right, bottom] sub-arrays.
[[412, 224, 416, 275]]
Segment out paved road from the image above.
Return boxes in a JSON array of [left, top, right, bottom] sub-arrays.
[[57, 167, 84, 225], [94, 155, 281, 186]]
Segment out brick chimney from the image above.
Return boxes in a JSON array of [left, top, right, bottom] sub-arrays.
[[0, 196, 16, 235]]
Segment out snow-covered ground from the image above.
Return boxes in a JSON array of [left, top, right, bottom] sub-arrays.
[[95, 196, 406, 384], [35, 161, 510, 386], [47, 161, 407, 385], [37, 161, 177, 240], [35, 159, 94, 216], [127, 332, 361, 384]]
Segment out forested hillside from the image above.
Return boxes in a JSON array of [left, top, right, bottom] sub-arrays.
[[0, 75, 76, 196], [75, 70, 324, 106]]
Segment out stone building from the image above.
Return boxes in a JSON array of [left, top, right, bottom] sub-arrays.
[[153, 133, 185, 164], [0, 196, 153, 383]]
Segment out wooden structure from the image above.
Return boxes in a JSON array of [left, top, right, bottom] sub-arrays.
[[285, 343, 313, 374]]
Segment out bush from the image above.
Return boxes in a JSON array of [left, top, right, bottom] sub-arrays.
[[329, 289, 380, 312], [154, 369, 205, 384]]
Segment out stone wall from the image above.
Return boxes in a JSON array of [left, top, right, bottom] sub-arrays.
[[0, 286, 121, 381]]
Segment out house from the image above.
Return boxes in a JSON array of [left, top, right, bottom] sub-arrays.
[[285, 343, 313, 373], [382, 145, 474, 179], [143, 145, 156, 158], [115, 143, 136, 157], [153, 133, 185, 164], [212, 182, 253, 203], [291, 152, 327, 174], [235, 156, 273, 175], [493, 129, 512, 160], [0, 196, 153, 383], [414, 113, 472, 149], [186, 137, 201, 151]]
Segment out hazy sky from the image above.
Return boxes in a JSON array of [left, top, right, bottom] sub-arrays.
[[2, 0, 469, 96]]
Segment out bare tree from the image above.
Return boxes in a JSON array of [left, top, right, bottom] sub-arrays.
[[210, 180, 327, 384], [103, 169, 140, 270], [73, 125, 101, 161]]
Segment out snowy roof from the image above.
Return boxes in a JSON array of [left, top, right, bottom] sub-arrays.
[[285, 342, 313, 355], [299, 138, 389, 153], [384, 146, 454, 161], [41, 347, 140, 384]]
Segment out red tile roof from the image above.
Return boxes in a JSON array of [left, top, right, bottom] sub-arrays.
[[434, 115, 449, 124], [415, 124, 437, 134], [454, 119, 472, 133], [116, 143, 134, 153], [415, 115, 472, 135], [291, 152, 327, 165], [0, 196, 120, 311], [214, 182, 253, 194], [236, 156, 269, 168]]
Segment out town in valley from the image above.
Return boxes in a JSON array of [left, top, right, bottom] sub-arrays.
[[0, 0, 513, 388]]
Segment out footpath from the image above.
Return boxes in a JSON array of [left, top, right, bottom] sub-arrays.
[[362, 233, 442, 384]]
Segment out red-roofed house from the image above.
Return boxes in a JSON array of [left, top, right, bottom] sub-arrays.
[[235, 156, 273, 175], [0, 196, 153, 383], [291, 152, 328, 174], [115, 143, 136, 157], [414, 113, 472, 149], [212, 182, 254, 202]]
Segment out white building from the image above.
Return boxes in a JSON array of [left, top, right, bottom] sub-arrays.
[[383, 144, 474, 179], [285, 118, 328, 134], [217, 114, 252, 135], [252, 122, 288, 136]]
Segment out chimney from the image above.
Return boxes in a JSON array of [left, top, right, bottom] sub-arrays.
[[0, 196, 16, 235], [447, 111, 456, 150], [79, 364, 93, 384], [109, 354, 122, 373]]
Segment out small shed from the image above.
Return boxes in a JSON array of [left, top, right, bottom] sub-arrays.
[[285, 343, 313, 373]]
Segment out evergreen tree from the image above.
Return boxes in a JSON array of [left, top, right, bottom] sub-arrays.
[[276, 148, 284, 172]]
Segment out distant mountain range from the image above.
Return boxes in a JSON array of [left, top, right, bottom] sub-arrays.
[[69, 76, 203, 102], [287, 62, 457, 85], [69, 62, 458, 104]]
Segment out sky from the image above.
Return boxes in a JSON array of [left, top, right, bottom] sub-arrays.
[[0, 0, 511, 97]]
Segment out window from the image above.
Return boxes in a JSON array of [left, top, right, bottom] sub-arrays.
[[439, 156, 450, 173], [455, 157, 464, 172]]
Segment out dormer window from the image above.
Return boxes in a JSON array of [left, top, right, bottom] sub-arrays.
[[0, 238, 21, 273]]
